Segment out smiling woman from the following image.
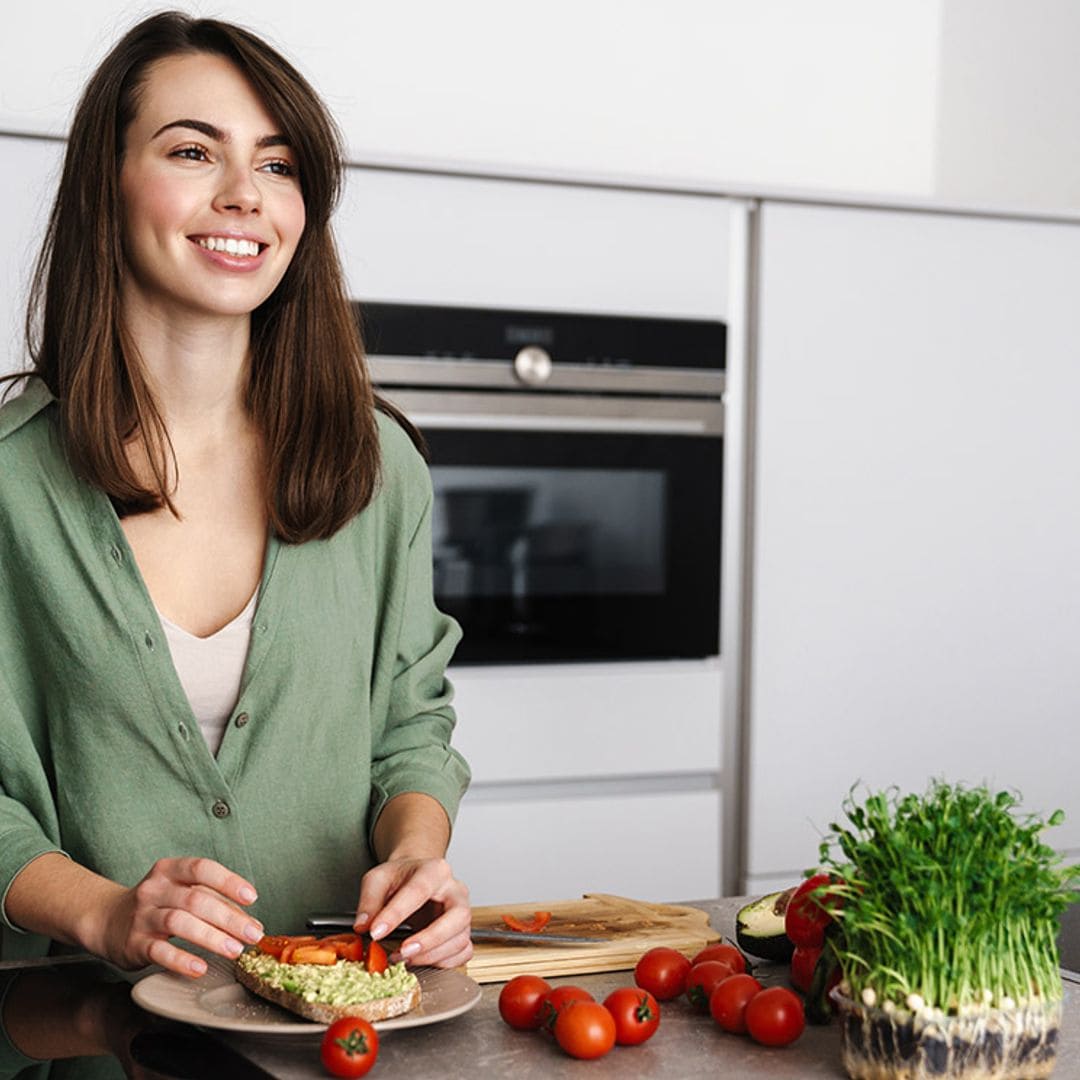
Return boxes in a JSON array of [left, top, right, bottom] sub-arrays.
[[0, 12, 472, 979], [119, 53, 306, 324]]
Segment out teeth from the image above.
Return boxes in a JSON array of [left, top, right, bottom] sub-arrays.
[[197, 237, 261, 256]]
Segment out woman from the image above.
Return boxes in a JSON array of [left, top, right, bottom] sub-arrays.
[[0, 12, 471, 977]]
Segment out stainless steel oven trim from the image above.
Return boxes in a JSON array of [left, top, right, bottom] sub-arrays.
[[381, 388, 724, 436], [369, 356, 724, 399]]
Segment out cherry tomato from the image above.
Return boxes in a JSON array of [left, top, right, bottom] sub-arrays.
[[320, 1017, 379, 1077], [602, 987, 660, 1046], [686, 959, 738, 1010], [709, 972, 762, 1034], [499, 974, 552, 1030], [540, 985, 594, 1030], [790, 944, 823, 993], [784, 873, 839, 948], [745, 986, 806, 1047], [553, 1000, 617, 1060], [634, 947, 692, 1001], [692, 942, 747, 973]]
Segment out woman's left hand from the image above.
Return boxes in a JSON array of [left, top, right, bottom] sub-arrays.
[[355, 856, 472, 968]]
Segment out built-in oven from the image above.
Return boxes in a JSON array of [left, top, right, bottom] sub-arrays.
[[358, 302, 725, 664]]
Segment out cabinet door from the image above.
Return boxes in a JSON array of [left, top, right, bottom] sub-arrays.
[[450, 790, 721, 906], [745, 202, 1080, 887], [0, 136, 63, 376]]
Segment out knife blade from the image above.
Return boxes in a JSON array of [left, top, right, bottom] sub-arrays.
[[305, 913, 610, 946]]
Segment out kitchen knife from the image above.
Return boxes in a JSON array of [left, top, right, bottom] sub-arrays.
[[305, 914, 610, 945]]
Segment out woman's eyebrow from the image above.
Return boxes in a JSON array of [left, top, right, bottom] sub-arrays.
[[151, 118, 291, 148]]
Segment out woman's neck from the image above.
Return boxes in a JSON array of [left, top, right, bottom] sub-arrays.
[[124, 303, 253, 439]]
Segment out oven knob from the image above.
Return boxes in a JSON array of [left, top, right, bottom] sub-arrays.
[[513, 346, 553, 386]]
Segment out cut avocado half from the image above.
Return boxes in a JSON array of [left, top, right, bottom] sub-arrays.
[[735, 887, 796, 963]]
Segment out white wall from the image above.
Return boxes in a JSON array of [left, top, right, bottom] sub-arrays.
[[935, 0, 1080, 210], [2, 1, 941, 196]]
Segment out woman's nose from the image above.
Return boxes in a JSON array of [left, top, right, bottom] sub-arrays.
[[212, 162, 261, 214]]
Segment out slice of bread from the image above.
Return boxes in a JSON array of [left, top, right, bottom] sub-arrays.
[[234, 955, 421, 1024]]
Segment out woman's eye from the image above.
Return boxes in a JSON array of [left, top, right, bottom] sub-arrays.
[[261, 159, 297, 177], [171, 145, 209, 161]]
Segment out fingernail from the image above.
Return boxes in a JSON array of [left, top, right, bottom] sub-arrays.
[[243, 923, 263, 943], [189, 958, 207, 976], [239, 886, 257, 903], [400, 942, 421, 958], [225, 939, 244, 957], [371, 922, 388, 940], [355, 912, 370, 927]]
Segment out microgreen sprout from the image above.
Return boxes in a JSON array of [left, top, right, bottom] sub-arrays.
[[815, 780, 1080, 1014]]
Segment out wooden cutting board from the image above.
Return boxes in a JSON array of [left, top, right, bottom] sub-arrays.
[[464, 894, 720, 984]]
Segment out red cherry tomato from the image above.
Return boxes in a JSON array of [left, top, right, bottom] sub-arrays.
[[498, 974, 552, 1030], [540, 985, 594, 1030], [602, 987, 661, 1046], [691, 942, 747, 973], [790, 944, 823, 993], [320, 1017, 379, 1077], [709, 972, 762, 1034], [686, 959, 738, 1010], [553, 1000, 617, 1060], [634, 947, 692, 1001], [745, 986, 806, 1047], [784, 873, 839, 948]]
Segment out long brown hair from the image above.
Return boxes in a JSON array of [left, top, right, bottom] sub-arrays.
[[14, 11, 421, 543]]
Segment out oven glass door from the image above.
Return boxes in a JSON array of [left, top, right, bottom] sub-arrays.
[[423, 424, 721, 664]]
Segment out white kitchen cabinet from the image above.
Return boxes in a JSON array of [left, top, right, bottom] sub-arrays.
[[741, 201, 1080, 890], [447, 659, 725, 904], [449, 788, 721, 906], [0, 135, 63, 376]]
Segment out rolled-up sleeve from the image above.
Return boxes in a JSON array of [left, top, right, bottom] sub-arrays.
[[368, 474, 470, 845], [0, 668, 66, 955]]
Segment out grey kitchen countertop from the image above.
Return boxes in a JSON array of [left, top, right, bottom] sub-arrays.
[[215, 896, 1080, 1080]]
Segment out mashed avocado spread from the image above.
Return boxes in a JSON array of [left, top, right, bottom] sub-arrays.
[[238, 950, 418, 1006]]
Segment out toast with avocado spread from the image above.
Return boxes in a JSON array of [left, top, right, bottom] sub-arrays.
[[235, 949, 421, 1023]]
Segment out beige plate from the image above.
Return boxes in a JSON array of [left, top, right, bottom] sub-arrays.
[[131, 955, 481, 1035]]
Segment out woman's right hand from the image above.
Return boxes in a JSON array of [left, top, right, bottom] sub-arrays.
[[90, 856, 263, 977]]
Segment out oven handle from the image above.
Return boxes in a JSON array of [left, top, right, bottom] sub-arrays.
[[379, 389, 723, 437]]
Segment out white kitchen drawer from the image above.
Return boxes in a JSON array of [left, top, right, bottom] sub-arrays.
[[449, 660, 722, 783], [448, 787, 721, 906]]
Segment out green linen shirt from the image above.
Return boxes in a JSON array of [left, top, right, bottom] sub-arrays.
[[0, 378, 470, 962]]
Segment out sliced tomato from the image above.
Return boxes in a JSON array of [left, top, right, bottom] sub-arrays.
[[337, 937, 366, 963], [365, 937, 389, 973], [278, 936, 318, 964], [317, 934, 365, 962], [501, 911, 552, 933], [256, 935, 292, 958], [291, 945, 339, 966]]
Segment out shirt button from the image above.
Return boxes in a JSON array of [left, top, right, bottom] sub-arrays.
[[144, 631, 154, 650], [177, 722, 189, 740], [212, 800, 231, 819], [109, 544, 123, 565], [234, 712, 249, 729]]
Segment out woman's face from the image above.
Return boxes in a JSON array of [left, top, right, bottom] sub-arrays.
[[119, 51, 306, 324]]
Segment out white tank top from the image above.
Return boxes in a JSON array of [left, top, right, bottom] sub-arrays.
[[156, 590, 257, 756]]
